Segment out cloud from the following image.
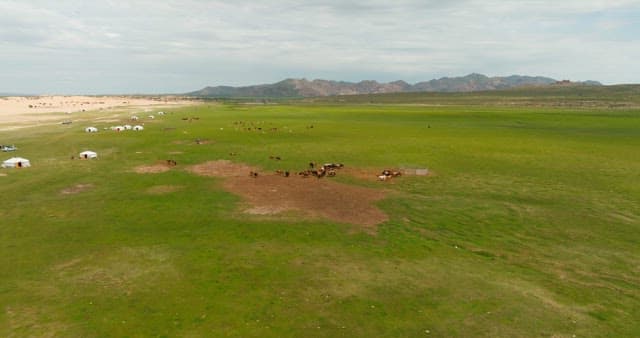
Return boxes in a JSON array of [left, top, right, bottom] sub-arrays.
[[0, 0, 638, 93]]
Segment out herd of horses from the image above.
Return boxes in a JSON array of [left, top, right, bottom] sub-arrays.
[[249, 161, 400, 181], [297, 162, 342, 178], [249, 161, 344, 179], [166, 155, 398, 182]]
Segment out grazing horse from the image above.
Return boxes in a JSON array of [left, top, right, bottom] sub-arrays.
[[249, 171, 258, 178], [275, 170, 290, 177], [323, 163, 344, 169], [298, 170, 311, 178], [379, 169, 401, 181]]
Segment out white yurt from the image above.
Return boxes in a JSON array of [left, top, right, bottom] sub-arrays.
[[157, 111, 165, 115], [112, 126, 125, 132], [124, 124, 132, 130], [131, 115, 139, 121], [79, 151, 97, 159], [85, 127, 98, 133], [2, 157, 31, 168], [148, 115, 155, 119], [133, 125, 144, 131]]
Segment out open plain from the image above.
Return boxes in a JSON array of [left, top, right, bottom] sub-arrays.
[[0, 95, 197, 130], [0, 90, 639, 336]]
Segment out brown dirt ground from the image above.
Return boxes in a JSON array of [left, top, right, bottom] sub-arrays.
[[341, 167, 387, 182], [186, 160, 388, 232], [187, 160, 256, 177], [60, 184, 93, 195]]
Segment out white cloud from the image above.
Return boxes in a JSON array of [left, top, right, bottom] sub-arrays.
[[0, 0, 638, 93]]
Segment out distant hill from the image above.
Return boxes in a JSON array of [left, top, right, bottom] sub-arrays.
[[187, 74, 601, 98]]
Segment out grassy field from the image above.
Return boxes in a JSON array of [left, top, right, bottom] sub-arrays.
[[0, 98, 639, 336]]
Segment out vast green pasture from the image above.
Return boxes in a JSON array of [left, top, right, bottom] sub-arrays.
[[1, 102, 639, 337]]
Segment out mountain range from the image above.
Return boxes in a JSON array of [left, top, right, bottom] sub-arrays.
[[187, 73, 601, 98]]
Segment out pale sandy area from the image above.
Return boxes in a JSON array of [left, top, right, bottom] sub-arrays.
[[0, 95, 199, 130]]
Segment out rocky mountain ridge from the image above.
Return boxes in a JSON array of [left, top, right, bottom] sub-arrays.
[[188, 73, 601, 98]]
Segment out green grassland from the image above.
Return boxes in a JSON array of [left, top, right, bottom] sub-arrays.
[[1, 98, 639, 337]]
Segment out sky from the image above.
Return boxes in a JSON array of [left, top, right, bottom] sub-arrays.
[[1, 0, 639, 94]]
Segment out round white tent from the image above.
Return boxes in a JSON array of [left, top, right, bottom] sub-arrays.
[[85, 127, 98, 133], [79, 151, 97, 159], [124, 125, 132, 130], [2, 157, 31, 168], [133, 125, 144, 131]]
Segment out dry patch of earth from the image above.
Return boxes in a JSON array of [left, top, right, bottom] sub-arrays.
[[186, 160, 388, 232], [187, 160, 257, 177], [133, 161, 177, 174]]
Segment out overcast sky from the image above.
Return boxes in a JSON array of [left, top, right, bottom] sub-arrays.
[[1, 0, 639, 94]]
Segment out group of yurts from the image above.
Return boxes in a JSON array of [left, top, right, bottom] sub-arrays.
[[1, 112, 163, 169]]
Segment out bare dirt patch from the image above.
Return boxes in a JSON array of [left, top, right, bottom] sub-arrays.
[[342, 167, 384, 181], [133, 161, 176, 174], [187, 160, 257, 178], [187, 160, 388, 232], [60, 184, 93, 195], [146, 185, 183, 195], [244, 206, 289, 215]]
